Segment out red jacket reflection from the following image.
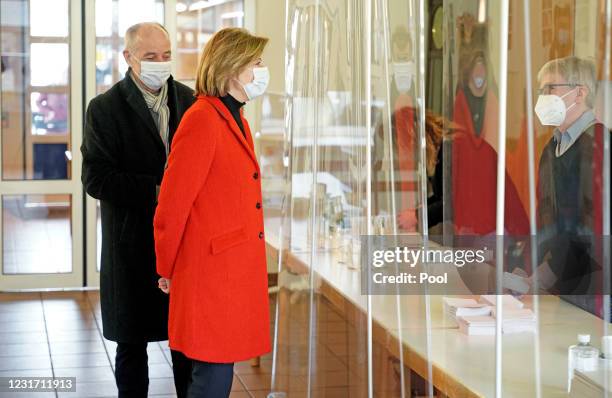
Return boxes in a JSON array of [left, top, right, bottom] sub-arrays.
[[154, 96, 270, 363], [451, 87, 529, 236]]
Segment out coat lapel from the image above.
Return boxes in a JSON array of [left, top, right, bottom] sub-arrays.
[[205, 96, 258, 166], [166, 77, 182, 152], [119, 71, 166, 156]]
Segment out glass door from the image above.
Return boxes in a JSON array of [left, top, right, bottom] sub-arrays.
[[84, 0, 249, 287], [0, 0, 83, 289], [84, 0, 165, 287], [1, 0, 252, 290]]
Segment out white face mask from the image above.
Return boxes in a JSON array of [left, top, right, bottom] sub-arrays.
[[534, 87, 577, 126], [241, 67, 270, 100], [138, 60, 172, 91], [392, 61, 415, 92]]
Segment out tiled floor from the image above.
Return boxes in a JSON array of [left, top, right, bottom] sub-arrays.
[[0, 289, 409, 397], [0, 291, 273, 398]]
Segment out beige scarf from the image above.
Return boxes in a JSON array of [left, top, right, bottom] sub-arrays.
[[132, 73, 170, 156]]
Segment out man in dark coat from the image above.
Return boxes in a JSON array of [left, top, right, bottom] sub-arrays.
[[534, 56, 611, 319], [81, 22, 194, 398]]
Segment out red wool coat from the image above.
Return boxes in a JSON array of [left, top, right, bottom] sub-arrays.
[[451, 88, 529, 236], [154, 95, 270, 363]]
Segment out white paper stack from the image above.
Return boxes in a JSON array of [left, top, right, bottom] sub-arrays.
[[492, 307, 536, 334], [456, 315, 496, 336], [479, 294, 525, 309], [443, 297, 492, 321], [570, 369, 612, 398], [455, 295, 535, 335]]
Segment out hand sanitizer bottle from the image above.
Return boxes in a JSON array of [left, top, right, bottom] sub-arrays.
[[568, 334, 599, 392]]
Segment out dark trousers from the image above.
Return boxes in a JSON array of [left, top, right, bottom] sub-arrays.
[[187, 360, 234, 398], [115, 342, 192, 398]]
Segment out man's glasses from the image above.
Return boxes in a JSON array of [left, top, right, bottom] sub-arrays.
[[537, 83, 580, 95]]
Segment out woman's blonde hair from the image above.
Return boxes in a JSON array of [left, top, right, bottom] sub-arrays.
[[424, 111, 449, 176], [195, 28, 269, 97]]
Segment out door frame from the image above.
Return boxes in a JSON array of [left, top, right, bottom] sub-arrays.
[[0, 0, 84, 290], [83, 0, 256, 288]]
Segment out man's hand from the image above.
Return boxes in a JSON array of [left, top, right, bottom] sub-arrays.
[[503, 269, 531, 296], [527, 260, 557, 292], [158, 277, 171, 294]]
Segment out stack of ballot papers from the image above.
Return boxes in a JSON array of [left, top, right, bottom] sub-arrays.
[[455, 295, 536, 335], [570, 369, 612, 398], [479, 294, 524, 309], [443, 297, 492, 320], [456, 315, 496, 336], [492, 307, 536, 333]]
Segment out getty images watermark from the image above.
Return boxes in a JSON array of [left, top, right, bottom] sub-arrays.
[[360, 235, 495, 295], [361, 235, 612, 295]]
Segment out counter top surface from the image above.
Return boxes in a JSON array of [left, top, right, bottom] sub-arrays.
[[264, 216, 610, 397]]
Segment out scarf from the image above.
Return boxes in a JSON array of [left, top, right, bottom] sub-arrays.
[[131, 72, 170, 156]]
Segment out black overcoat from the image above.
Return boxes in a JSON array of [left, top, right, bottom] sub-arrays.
[[81, 71, 195, 343]]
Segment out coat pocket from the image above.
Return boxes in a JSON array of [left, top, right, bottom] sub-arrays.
[[210, 226, 248, 255]]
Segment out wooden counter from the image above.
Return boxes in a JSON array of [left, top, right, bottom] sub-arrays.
[[264, 217, 610, 397]]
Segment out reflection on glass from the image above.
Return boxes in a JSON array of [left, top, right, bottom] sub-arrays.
[[95, 44, 114, 87], [373, 21, 423, 236], [29, 0, 69, 37], [3, 194, 72, 274], [269, 0, 431, 395], [95, 0, 113, 37], [441, 1, 612, 397], [94, 0, 164, 93], [30, 43, 69, 86], [451, 49, 529, 236], [118, 0, 164, 36], [259, 93, 286, 216], [30, 92, 69, 135], [175, 0, 244, 82], [270, 0, 612, 396], [1, 0, 71, 180]]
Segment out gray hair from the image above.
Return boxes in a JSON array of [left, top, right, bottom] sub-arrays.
[[537, 56, 597, 108], [124, 22, 169, 52]]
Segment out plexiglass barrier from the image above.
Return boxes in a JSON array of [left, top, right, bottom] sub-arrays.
[[266, 0, 612, 397]]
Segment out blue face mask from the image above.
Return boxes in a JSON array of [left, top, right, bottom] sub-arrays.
[[473, 76, 485, 89]]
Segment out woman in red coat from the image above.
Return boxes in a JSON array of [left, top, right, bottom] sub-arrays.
[[153, 28, 270, 397]]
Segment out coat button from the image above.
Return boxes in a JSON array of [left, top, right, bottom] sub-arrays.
[[258, 232, 264, 239], [256, 202, 261, 209], [253, 172, 259, 180]]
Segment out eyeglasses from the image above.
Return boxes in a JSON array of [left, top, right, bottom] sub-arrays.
[[537, 83, 580, 95]]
